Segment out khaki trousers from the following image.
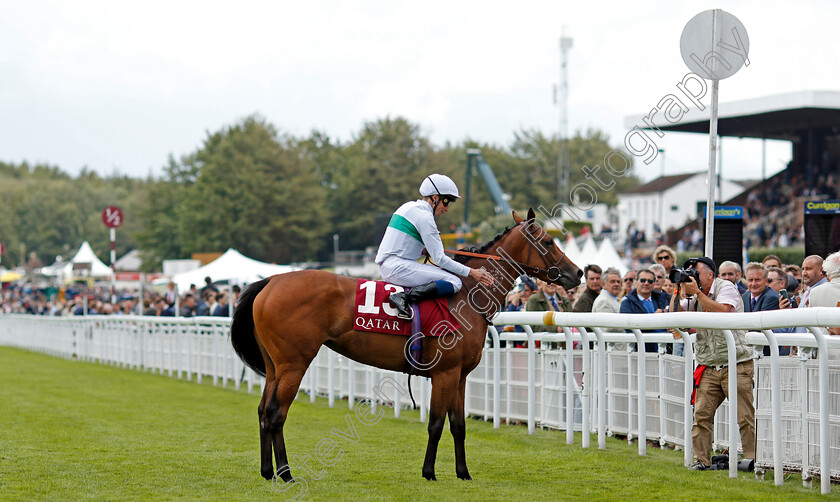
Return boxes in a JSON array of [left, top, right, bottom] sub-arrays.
[[692, 359, 756, 466]]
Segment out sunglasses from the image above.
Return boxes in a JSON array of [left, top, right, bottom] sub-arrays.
[[624, 278, 634, 282], [440, 197, 454, 207], [656, 255, 671, 261], [637, 278, 655, 284]]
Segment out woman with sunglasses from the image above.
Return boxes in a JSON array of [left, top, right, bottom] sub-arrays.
[[376, 174, 494, 319]]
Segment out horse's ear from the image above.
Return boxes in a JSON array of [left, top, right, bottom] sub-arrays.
[[512, 210, 524, 224], [527, 208, 536, 222]]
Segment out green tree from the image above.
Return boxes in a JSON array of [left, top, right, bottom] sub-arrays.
[[139, 116, 329, 267], [324, 117, 436, 251]]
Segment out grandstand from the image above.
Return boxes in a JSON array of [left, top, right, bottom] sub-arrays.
[[627, 91, 840, 249]]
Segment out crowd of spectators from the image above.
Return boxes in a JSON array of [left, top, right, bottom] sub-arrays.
[[0, 276, 239, 318], [498, 245, 840, 356]]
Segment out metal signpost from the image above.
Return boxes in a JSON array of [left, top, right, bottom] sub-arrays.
[[679, 9, 749, 258], [102, 206, 124, 303]]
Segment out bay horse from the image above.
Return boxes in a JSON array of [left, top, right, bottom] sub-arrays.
[[231, 208, 581, 482]]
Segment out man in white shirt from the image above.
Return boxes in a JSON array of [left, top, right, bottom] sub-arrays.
[[592, 267, 622, 313], [798, 255, 827, 308], [806, 252, 840, 359]]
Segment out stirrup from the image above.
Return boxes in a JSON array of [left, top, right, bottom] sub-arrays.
[[395, 304, 415, 320]]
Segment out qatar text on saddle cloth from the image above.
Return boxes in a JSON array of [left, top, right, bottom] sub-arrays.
[[353, 279, 460, 336]]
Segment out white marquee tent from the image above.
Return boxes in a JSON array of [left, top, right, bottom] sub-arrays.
[[171, 248, 300, 292], [42, 241, 113, 279], [595, 238, 628, 276], [578, 235, 599, 267], [557, 235, 581, 267]]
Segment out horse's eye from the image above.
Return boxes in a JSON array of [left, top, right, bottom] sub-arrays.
[[543, 239, 554, 247]]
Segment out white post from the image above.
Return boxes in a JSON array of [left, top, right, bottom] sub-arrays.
[[631, 329, 647, 456], [328, 349, 335, 408], [761, 330, 784, 485], [562, 326, 575, 444], [592, 327, 607, 449], [722, 329, 739, 479], [681, 330, 694, 466], [348, 359, 355, 410], [523, 325, 536, 435], [578, 327, 591, 449], [705, 78, 720, 258], [488, 326, 501, 428], [808, 327, 832, 495]]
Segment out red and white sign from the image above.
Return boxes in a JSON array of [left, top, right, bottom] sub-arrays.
[[102, 206, 124, 228]]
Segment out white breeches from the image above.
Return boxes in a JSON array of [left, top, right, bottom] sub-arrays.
[[378, 256, 463, 291]]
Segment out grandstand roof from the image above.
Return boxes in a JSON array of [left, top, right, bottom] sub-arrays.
[[625, 90, 840, 140]]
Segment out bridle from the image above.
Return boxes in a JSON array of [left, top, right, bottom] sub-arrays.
[[444, 223, 568, 283]]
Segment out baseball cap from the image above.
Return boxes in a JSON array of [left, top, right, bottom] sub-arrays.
[[683, 256, 717, 275]]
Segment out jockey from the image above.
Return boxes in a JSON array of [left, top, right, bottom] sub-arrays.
[[375, 173, 494, 319]]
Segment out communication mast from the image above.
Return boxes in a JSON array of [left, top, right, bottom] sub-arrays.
[[556, 31, 573, 204]]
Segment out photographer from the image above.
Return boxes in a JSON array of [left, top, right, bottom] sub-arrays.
[[668, 257, 755, 471]]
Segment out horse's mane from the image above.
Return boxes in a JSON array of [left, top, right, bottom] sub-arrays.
[[453, 224, 518, 264]]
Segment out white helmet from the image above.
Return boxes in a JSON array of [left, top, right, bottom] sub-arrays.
[[419, 174, 460, 198]]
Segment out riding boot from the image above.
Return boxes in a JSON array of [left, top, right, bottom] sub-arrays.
[[388, 282, 442, 320]]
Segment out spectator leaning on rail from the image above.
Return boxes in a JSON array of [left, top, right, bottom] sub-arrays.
[[526, 278, 565, 333], [619, 268, 670, 352], [804, 251, 840, 359], [797, 255, 826, 308], [742, 262, 780, 357], [668, 257, 755, 471], [572, 264, 602, 313], [592, 268, 622, 314], [766, 266, 795, 354], [718, 260, 748, 295]]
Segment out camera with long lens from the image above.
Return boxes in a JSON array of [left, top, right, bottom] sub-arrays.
[[669, 266, 700, 284]]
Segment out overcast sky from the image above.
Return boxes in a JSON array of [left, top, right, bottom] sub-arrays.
[[2, 0, 837, 183]]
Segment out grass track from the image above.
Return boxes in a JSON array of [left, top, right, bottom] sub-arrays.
[[0, 346, 836, 501]]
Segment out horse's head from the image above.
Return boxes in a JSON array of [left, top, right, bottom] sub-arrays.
[[498, 208, 582, 290]]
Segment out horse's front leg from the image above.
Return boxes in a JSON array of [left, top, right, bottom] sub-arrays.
[[448, 376, 471, 480], [423, 369, 457, 480]]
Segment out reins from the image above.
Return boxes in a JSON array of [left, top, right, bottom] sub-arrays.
[[443, 245, 567, 282]]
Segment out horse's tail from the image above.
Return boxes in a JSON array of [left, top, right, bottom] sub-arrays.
[[231, 277, 271, 377]]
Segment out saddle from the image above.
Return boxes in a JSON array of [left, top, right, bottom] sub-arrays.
[[353, 279, 461, 372]]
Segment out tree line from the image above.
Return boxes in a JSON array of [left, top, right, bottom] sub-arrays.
[[0, 116, 640, 272]]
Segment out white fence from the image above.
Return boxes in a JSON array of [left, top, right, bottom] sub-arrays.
[[1, 308, 839, 494]]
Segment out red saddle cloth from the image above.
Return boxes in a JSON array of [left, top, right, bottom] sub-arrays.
[[353, 279, 460, 336]]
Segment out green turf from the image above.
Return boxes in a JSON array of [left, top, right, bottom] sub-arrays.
[[0, 346, 835, 501]]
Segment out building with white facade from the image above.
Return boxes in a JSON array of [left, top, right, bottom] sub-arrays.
[[617, 172, 744, 241]]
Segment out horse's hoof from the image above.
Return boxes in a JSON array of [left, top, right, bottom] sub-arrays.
[[274, 466, 294, 483], [458, 472, 473, 481], [422, 471, 437, 481], [261, 467, 275, 481]]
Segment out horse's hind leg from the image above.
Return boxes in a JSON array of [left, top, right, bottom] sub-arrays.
[[257, 339, 277, 480], [258, 378, 277, 480], [449, 376, 471, 480], [265, 367, 307, 483], [423, 369, 458, 481]]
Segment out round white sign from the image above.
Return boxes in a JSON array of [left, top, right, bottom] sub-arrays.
[[680, 9, 749, 80]]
